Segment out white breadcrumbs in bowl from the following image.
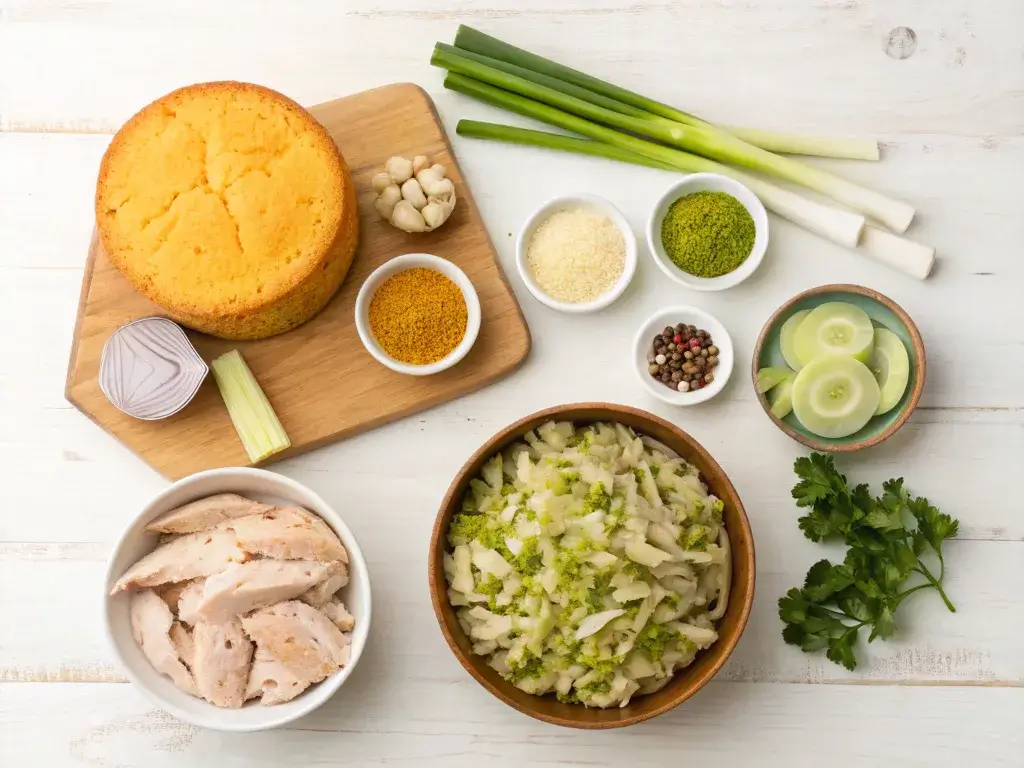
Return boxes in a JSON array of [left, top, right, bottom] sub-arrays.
[[515, 194, 637, 314]]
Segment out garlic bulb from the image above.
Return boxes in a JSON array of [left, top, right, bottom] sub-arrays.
[[373, 155, 456, 233]]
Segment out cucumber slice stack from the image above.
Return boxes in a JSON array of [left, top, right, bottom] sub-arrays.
[[757, 366, 794, 394], [791, 356, 880, 437], [758, 301, 911, 439], [869, 328, 911, 415], [793, 302, 875, 364], [779, 309, 810, 371]]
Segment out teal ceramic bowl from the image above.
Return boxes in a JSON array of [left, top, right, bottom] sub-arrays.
[[752, 284, 926, 452]]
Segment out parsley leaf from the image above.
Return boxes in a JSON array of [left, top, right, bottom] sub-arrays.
[[779, 453, 959, 670]]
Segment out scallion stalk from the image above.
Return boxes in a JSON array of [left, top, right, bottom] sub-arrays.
[[433, 49, 911, 232], [457, 120, 677, 171], [723, 127, 879, 162], [452, 25, 880, 162], [446, 76, 864, 248], [210, 350, 291, 463], [455, 119, 933, 279], [437, 43, 877, 162]]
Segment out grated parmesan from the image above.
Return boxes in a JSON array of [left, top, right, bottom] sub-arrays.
[[525, 207, 626, 303]]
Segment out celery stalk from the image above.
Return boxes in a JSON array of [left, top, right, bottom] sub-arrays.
[[210, 350, 290, 463], [433, 49, 910, 232], [452, 26, 880, 162]]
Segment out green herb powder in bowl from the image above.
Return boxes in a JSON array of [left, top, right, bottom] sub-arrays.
[[661, 191, 756, 278]]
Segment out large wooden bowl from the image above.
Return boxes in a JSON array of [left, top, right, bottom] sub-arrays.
[[427, 403, 756, 729]]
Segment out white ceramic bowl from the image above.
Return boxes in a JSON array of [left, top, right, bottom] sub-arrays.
[[355, 253, 482, 376], [633, 306, 734, 406], [104, 468, 372, 732], [515, 194, 637, 313], [646, 173, 769, 291]]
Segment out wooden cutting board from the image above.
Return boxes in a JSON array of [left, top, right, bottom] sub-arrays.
[[65, 83, 531, 480]]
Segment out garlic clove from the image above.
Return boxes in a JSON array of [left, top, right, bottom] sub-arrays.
[[416, 164, 454, 197], [422, 176, 455, 199], [422, 200, 455, 231], [412, 155, 429, 174], [385, 156, 413, 185], [390, 200, 428, 233], [371, 172, 392, 194], [400, 178, 428, 210], [374, 184, 402, 220]]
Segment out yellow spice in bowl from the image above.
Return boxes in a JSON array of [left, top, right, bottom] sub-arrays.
[[95, 81, 359, 340], [369, 268, 467, 365]]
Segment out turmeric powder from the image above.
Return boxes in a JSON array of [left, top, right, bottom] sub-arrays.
[[368, 268, 467, 365]]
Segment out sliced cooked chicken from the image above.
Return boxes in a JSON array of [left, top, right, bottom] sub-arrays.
[[169, 621, 195, 669], [153, 580, 193, 615], [177, 578, 207, 626], [146, 493, 275, 534], [110, 532, 248, 594], [299, 561, 350, 607], [216, 507, 347, 563], [241, 600, 350, 683], [191, 619, 253, 708], [129, 590, 198, 696], [321, 598, 356, 632], [245, 646, 311, 705], [195, 560, 332, 623]]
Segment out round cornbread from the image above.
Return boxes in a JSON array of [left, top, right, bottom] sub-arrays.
[[96, 81, 358, 340]]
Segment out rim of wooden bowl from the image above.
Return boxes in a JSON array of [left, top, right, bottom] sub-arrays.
[[427, 402, 756, 729], [751, 283, 927, 453]]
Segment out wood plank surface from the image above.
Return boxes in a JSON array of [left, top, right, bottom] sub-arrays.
[[63, 83, 530, 480], [2, 682, 1022, 766], [1, 0, 1022, 765]]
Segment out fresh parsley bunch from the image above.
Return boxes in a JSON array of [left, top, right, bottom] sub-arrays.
[[778, 453, 959, 670]]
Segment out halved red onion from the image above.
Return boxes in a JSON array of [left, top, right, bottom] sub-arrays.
[[99, 317, 207, 420]]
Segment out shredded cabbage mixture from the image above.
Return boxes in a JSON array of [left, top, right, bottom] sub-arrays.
[[444, 420, 732, 708]]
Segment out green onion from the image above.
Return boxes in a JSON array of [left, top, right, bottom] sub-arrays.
[[456, 120, 677, 171], [722, 127, 879, 162], [455, 119, 934, 279], [433, 46, 910, 232], [210, 350, 291, 463], [445, 76, 864, 248], [435, 43, 662, 123], [453, 25, 879, 162]]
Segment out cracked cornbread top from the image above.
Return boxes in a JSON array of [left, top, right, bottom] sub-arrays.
[[96, 81, 358, 340]]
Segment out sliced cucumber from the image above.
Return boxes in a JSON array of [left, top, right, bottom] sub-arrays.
[[757, 365, 795, 394], [792, 355, 881, 438], [869, 327, 910, 415], [769, 375, 795, 419], [793, 302, 875, 365], [780, 309, 810, 371]]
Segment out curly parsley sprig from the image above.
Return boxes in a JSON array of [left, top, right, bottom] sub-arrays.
[[778, 453, 959, 670]]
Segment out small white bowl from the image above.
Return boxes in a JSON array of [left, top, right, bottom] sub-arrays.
[[646, 173, 769, 291], [633, 306, 734, 406], [515, 194, 637, 313], [354, 253, 482, 376], [104, 468, 372, 732]]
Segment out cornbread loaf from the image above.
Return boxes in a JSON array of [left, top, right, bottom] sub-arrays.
[[96, 81, 358, 340]]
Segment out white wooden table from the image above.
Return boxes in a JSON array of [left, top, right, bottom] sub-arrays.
[[1, 1, 1021, 764]]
